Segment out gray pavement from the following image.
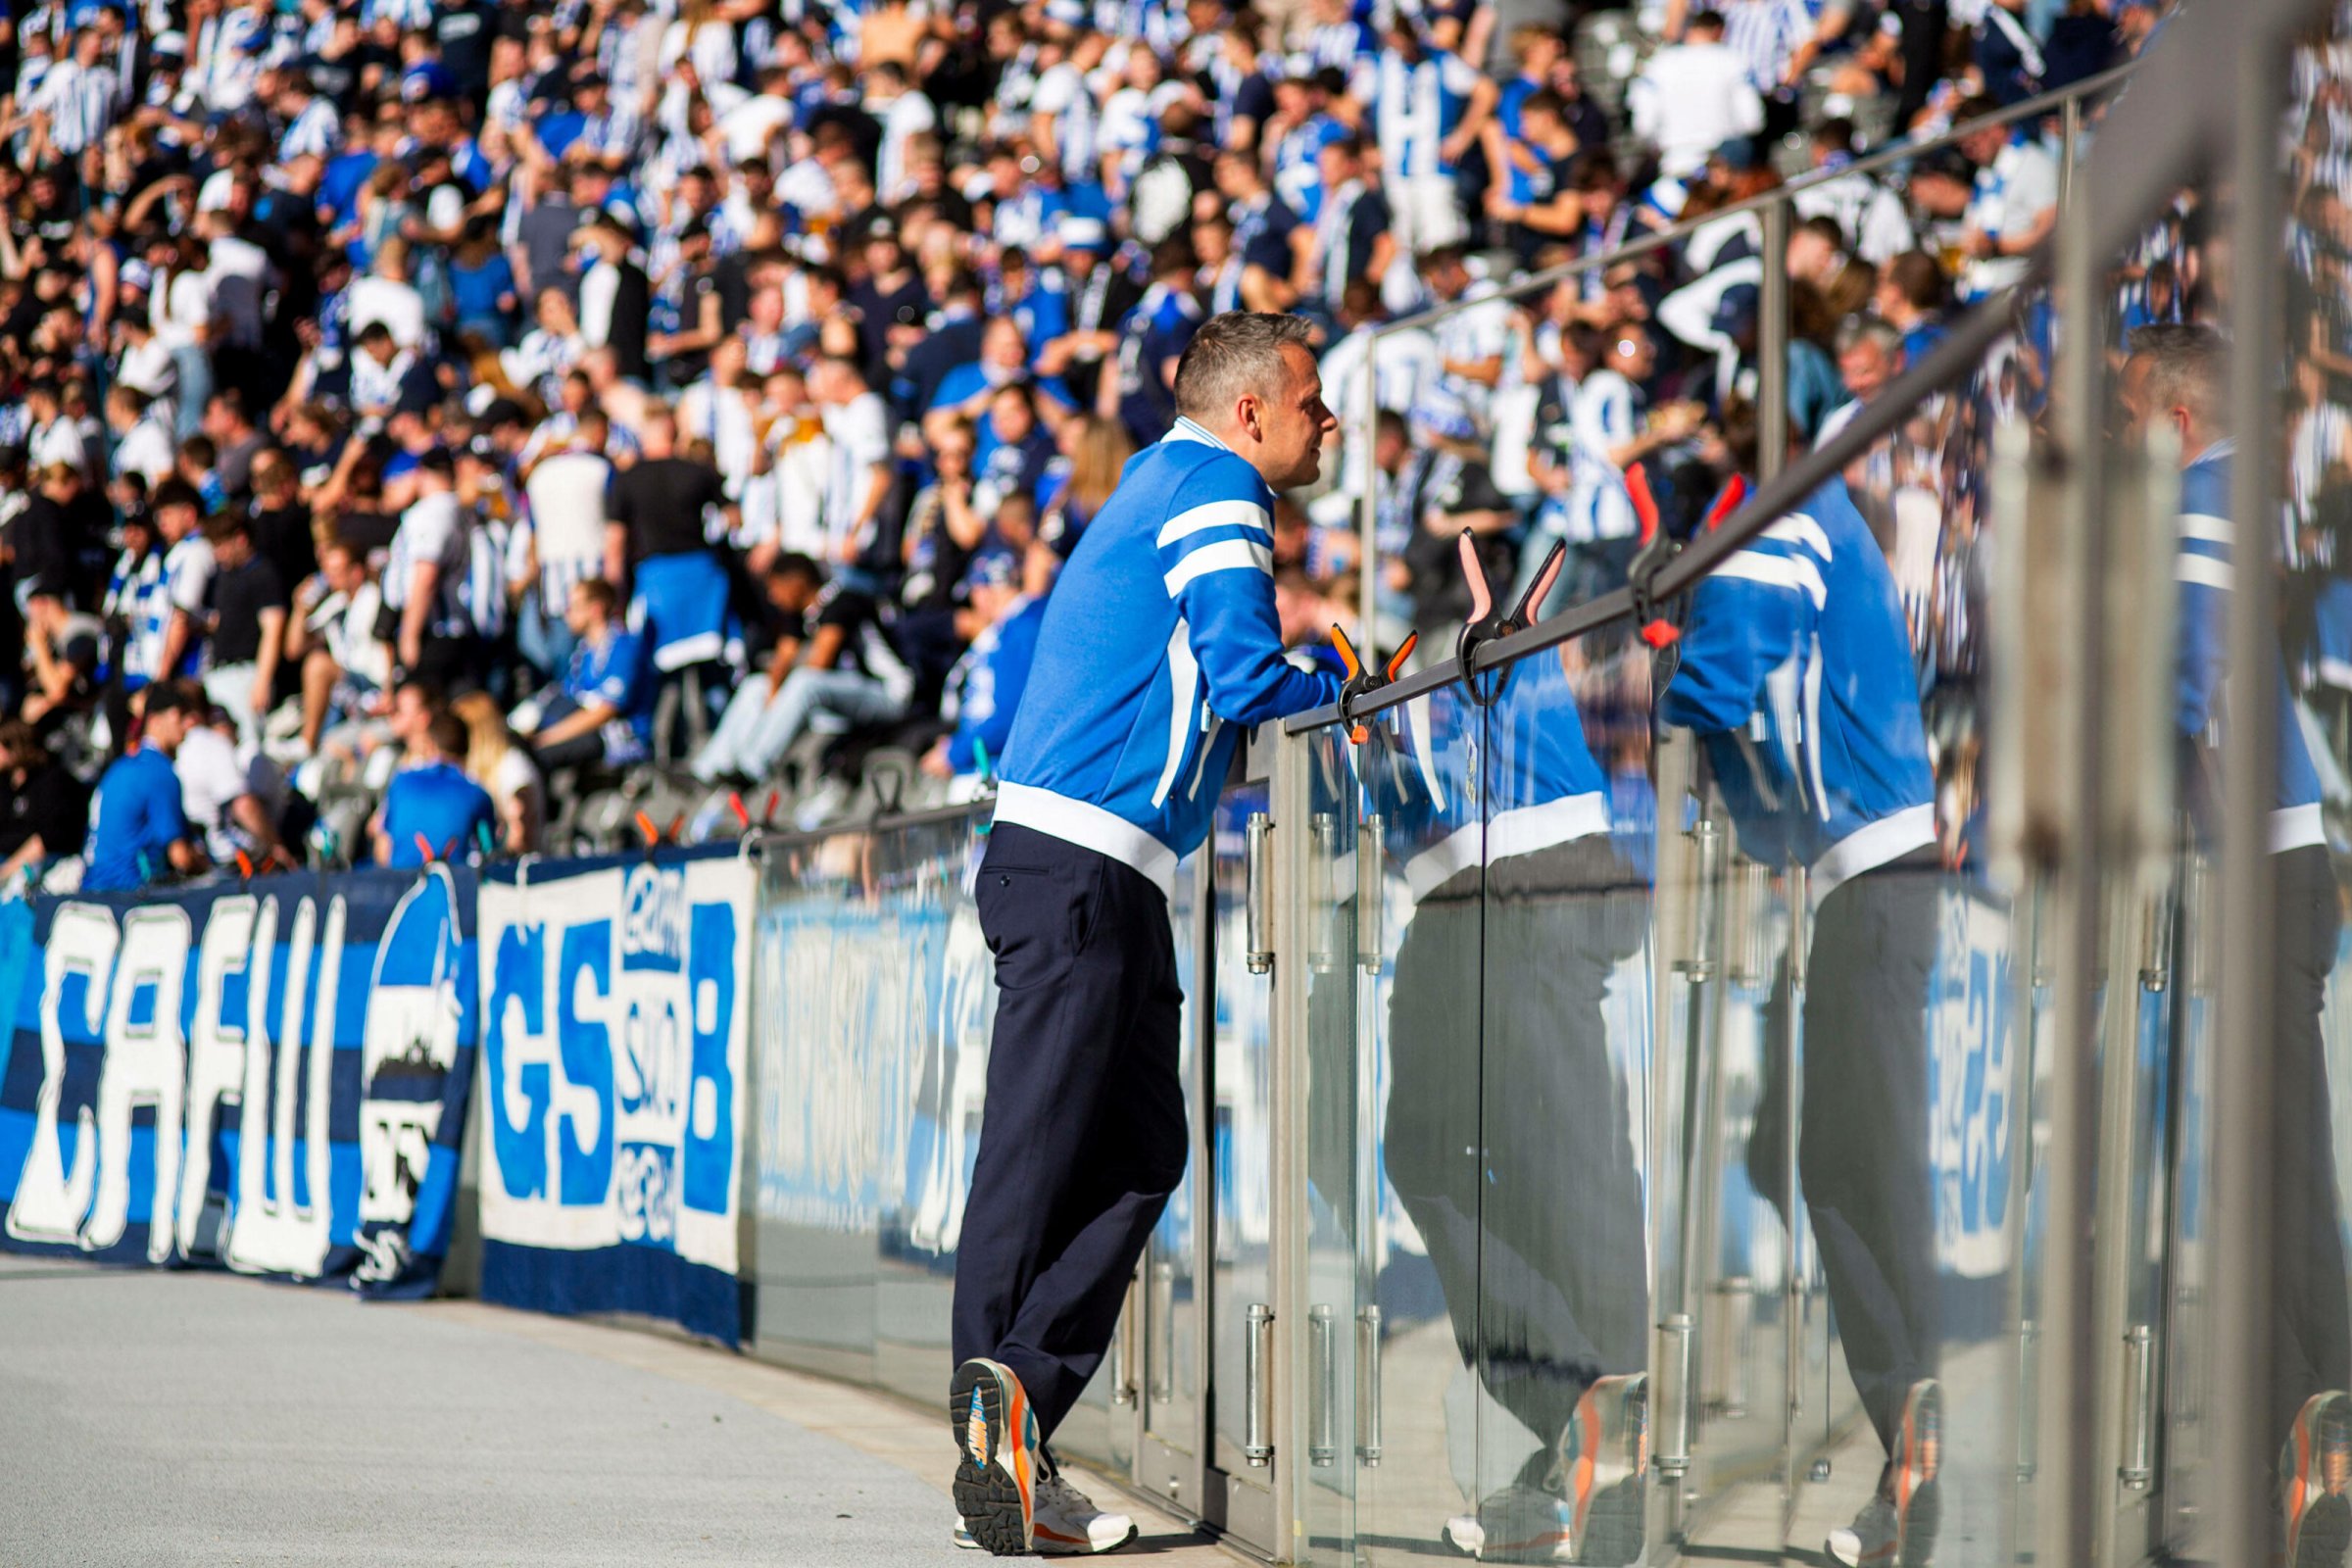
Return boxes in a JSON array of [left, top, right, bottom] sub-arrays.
[[0, 1254, 1229, 1568]]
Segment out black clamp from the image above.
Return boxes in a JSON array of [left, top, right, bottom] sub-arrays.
[[1455, 531, 1564, 708]]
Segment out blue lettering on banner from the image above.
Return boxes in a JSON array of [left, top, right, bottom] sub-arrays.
[[0, 868, 477, 1297], [1927, 887, 2018, 1283], [557, 921, 616, 1207], [475, 851, 753, 1346]]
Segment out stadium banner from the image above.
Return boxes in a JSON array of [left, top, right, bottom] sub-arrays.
[[0, 866, 478, 1298], [1927, 885, 2021, 1290], [475, 849, 753, 1346]]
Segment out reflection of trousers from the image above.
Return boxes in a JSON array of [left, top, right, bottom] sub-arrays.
[[1384, 838, 1653, 1458], [2269, 845, 2351, 1447], [953, 823, 1189, 1440], [1751, 857, 1942, 1457]]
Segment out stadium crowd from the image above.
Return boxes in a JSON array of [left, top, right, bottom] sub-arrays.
[[0, 0, 2165, 890]]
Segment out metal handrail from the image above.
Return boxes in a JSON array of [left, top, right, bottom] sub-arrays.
[[1348, 52, 2138, 636]]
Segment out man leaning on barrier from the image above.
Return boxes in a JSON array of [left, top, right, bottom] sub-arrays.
[[947, 312, 1345, 1556]]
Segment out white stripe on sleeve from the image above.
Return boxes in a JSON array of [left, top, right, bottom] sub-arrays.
[[2177, 556, 2233, 590], [1156, 498, 1273, 548], [1715, 549, 1828, 611], [1162, 538, 1274, 595]]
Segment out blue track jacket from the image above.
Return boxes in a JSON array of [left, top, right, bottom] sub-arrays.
[[995, 417, 1342, 891]]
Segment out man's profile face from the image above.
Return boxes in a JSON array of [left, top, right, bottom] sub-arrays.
[[1251, 343, 1337, 492]]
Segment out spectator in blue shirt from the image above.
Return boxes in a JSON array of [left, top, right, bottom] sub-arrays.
[[512, 578, 654, 771], [81, 681, 208, 892], [995, 249, 1069, 365], [376, 710, 498, 867], [921, 547, 1055, 789], [1113, 238, 1208, 445]]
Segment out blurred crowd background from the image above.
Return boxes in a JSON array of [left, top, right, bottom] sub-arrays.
[[0, 0, 2219, 889]]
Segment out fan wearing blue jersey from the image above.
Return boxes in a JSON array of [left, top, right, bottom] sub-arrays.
[[950, 313, 1342, 1557], [2122, 326, 2352, 1564], [375, 710, 497, 868], [515, 578, 655, 770], [81, 681, 208, 893], [1660, 464, 1945, 1568]]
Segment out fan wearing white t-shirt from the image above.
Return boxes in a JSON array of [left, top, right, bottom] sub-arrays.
[[151, 480, 216, 684], [382, 450, 480, 683]]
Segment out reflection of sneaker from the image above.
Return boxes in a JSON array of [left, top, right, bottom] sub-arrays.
[[1826, 1496, 1895, 1565], [2283, 1391, 2352, 1567], [951, 1357, 1038, 1555], [1443, 1376, 1649, 1565], [1826, 1380, 1940, 1567], [1444, 1485, 1576, 1561], [1031, 1469, 1139, 1554], [1560, 1374, 1648, 1566]]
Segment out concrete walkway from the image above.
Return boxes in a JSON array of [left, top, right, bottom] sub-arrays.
[[0, 1254, 1236, 1567]]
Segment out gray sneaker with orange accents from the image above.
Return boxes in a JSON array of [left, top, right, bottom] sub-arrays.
[[951, 1358, 1040, 1555]]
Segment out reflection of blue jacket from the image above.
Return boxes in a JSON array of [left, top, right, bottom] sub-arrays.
[[2178, 442, 2324, 851], [1387, 651, 1611, 899], [1660, 476, 1936, 893], [996, 418, 1340, 892]]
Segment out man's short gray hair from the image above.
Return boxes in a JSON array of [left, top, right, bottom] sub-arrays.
[[1173, 312, 1316, 420], [2127, 321, 2224, 427]]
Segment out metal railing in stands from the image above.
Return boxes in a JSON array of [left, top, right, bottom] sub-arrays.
[[1347, 54, 2143, 645]]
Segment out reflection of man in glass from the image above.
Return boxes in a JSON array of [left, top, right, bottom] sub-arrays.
[[1659, 460, 1943, 1568], [1382, 649, 1651, 1564], [2121, 324, 2351, 1567]]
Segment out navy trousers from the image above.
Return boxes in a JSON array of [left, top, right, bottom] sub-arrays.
[[952, 823, 1189, 1439]]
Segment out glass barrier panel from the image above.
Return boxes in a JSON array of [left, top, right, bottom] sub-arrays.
[[1352, 679, 1487, 1566], [1645, 297, 2049, 1563], [1300, 726, 1364, 1563], [751, 823, 890, 1383], [865, 814, 1008, 1410], [2251, 34, 2352, 1563], [1475, 625, 1659, 1565], [1136, 847, 1204, 1497], [1210, 779, 1278, 1489]]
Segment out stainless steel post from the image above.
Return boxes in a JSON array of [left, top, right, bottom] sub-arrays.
[[2033, 160, 2109, 1568], [2060, 95, 2082, 213], [2210, 40, 2288, 1567], [1758, 202, 1789, 482]]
